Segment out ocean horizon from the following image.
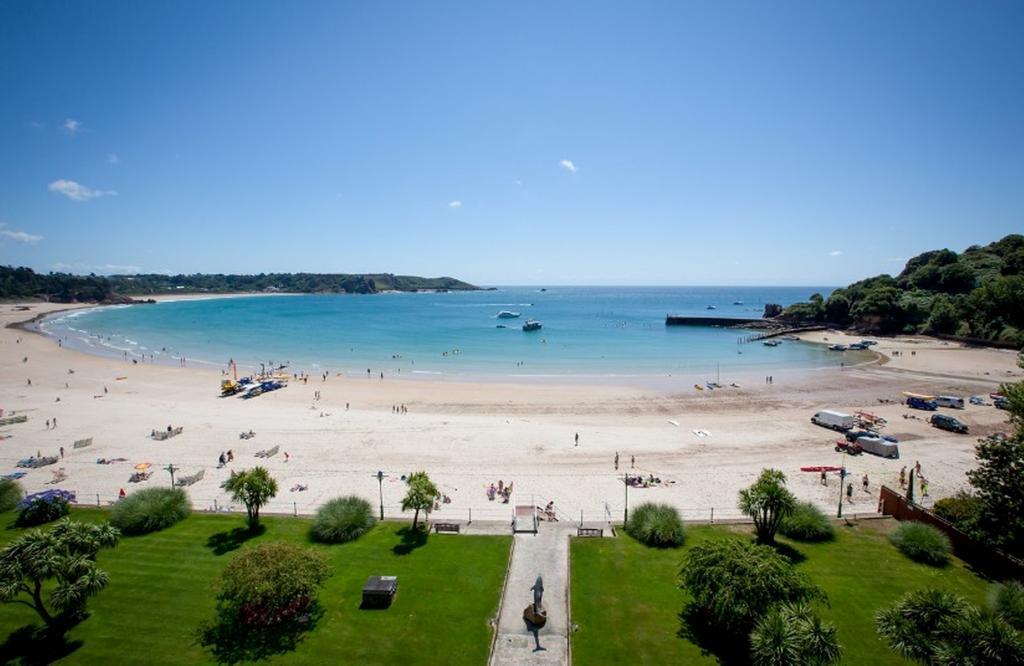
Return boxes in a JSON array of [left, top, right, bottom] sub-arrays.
[[39, 285, 852, 381]]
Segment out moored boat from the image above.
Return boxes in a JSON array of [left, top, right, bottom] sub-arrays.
[[522, 319, 542, 331], [497, 311, 520, 318]]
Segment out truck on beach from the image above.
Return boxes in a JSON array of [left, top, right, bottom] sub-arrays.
[[811, 410, 855, 431]]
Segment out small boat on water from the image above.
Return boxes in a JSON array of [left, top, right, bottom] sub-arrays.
[[848, 342, 868, 350], [522, 319, 542, 331], [496, 311, 520, 318], [828, 344, 848, 351], [733, 300, 743, 305], [496, 324, 507, 329], [763, 340, 781, 347], [782, 335, 800, 341], [706, 305, 717, 310]]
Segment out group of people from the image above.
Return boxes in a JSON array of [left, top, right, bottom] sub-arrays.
[[898, 462, 930, 497], [486, 479, 514, 503], [392, 404, 408, 414], [217, 449, 235, 467], [626, 473, 665, 488]]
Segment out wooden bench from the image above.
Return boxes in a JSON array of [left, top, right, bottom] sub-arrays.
[[577, 527, 603, 538], [434, 522, 461, 534]]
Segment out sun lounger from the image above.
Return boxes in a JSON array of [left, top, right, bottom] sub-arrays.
[[73, 437, 93, 449]]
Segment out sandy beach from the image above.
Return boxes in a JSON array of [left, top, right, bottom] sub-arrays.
[[1, 299, 1019, 524]]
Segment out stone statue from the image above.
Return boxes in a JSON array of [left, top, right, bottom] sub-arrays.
[[531, 575, 544, 610], [523, 574, 548, 627]]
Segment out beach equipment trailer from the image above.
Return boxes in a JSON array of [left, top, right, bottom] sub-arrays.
[[854, 410, 887, 428]]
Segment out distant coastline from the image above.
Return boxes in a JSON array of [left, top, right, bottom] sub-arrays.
[[0, 266, 482, 304]]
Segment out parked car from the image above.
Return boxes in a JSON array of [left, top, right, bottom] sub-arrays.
[[995, 396, 1010, 411], [907, 396, 938, 411], [935, 395, 965, 409], [931, 413, 968, 434]]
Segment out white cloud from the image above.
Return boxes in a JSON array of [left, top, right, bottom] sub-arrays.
[[0, 223, 43, 244], [559, 159, 578, 173], [829, 250, 843, 256], [48, 179, 117, 201], [448, 200, 462, 208], [52, 262, 142, 275], [107, 153, 120, 164], [62, 118, 81, 135]]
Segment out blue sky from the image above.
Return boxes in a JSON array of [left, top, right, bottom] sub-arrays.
[[1, 1, 1022, 286]]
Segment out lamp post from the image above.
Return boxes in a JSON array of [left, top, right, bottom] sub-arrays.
[[165, 463, 179, 488], [376, 470, 385, 520], [623, 474, 629, 525]]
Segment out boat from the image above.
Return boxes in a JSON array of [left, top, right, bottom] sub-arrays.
[[782, 335, 800, 341], [763, 340, 781, 347], [496, 311, 520, 318], [828, 344, 848, 351], [522, 319, 542, 331], [495, 324, 507, 329], [848, 343, 868, 350], [706, 305, 717, 310], [733, 300, 743, 305]]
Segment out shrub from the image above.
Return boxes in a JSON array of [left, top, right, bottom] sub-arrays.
[[889, 522, 951, 566], [215, 542, 330, 627], [624, 502, 685, 547], [779, 502, 835, 542], [0, 479, 22, 512], [311, 496, 375, 543], [15, 489, 73, 527], [680, 539, 823, 635], [994, 582, 1024, 629], [110, 487, 191, 535], [932, 491, 980, 532]]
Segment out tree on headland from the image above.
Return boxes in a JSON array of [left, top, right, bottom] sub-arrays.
[[0, 519, 119, 631], [401, 471, 439, 530], [738, 469, 796, 545], [223, 467, 278, 532]]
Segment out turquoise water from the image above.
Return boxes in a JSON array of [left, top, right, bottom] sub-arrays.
[[41, 287, 844, 380]]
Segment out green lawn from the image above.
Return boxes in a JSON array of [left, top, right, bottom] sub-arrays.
[[0, 509, 511, 664], [570, 519, 995, 665]]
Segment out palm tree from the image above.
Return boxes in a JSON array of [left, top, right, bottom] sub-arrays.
[[222, 467, 278, 532], [750, 602, 841, 665], [401, 471, 440, 530], [739, 469, 796, 544], [876, 588, 972, 663]]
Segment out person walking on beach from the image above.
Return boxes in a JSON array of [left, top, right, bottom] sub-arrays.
[[820, 469, 827, 486], [52, 417, 57, 428], [920, 477, 929, 497], [614, 452, 619, 471], [60, 446, 64, 459], [574, 432, 579, 447], [899, 466, 906, 487], [862, 473, 869, 492], [846, 482, 854, 503], [631, 455, 635, 469], [46, 419, 50, 430], [915, 460, 921, 476]]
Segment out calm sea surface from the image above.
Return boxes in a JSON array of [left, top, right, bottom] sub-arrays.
[[41, 286, 846, 380]]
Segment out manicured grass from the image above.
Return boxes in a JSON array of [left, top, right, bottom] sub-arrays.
[[0, 509, 511, 664], [570, 519, 994, 665]]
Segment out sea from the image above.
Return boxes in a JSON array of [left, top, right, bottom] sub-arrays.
[[39, 286, 851, 384]]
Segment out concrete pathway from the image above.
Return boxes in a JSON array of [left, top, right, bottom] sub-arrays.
[[490, 524, 575, 665]]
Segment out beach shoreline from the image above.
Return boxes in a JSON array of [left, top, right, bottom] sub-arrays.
[[2, 299, 1019, 525]]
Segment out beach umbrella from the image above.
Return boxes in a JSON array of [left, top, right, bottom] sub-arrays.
[[134, 462, 152, 471]]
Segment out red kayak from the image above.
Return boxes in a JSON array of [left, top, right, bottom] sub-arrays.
[[800, 465, 843, 472]]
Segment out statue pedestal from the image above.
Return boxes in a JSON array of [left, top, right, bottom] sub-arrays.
[[523, 603, 547, 627]]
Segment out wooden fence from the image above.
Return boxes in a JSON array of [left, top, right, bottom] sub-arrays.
[[879, 485, 1024, 580]]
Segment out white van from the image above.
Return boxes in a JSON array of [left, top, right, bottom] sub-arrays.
[[811, 410, 855, 431], [935, 395, 965, 409]]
